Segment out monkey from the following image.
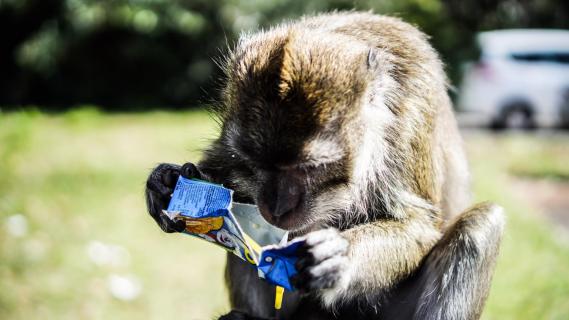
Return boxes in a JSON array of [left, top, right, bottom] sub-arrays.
[[145, 12, 505, 320]]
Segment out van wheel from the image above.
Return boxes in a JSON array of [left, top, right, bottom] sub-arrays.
[[492, 103, 535, 130]]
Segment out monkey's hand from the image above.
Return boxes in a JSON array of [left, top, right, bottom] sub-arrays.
[[291, 228, 349, 292], [145, 162, 204, 233]]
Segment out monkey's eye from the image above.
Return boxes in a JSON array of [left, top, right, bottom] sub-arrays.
[[280, 161, 328, 173]]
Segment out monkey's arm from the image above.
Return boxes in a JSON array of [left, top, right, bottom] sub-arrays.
[[294, 208, 442, 306], [342, 211, 442, 294], [295, 203, 504, 320]]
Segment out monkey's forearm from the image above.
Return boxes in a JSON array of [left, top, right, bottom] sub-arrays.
[[323, 212, 441, 303]]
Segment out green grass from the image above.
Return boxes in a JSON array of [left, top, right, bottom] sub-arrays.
[[502, 133, 569, 181], [465, 132, 569, 320], [0, 108, 227, 319], [1, 110, 568, 319]]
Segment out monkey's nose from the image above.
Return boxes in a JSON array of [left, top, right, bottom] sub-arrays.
[[259, 174, 304, 220], [272, 182, 302, 217]]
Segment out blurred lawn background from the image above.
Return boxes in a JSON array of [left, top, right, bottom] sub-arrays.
[[1, 109, 568, 319]]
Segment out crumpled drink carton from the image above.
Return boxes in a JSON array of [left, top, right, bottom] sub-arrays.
[[163, 176, 302, 308]]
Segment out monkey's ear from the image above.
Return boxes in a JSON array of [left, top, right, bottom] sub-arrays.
[[366, 48, 381, 70]]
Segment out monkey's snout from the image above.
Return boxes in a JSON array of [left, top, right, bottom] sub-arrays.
[[258, 175, 305, 227], [272, 183, 302, 217]]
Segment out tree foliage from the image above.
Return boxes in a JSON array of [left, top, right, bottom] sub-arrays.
[[1, 0, 567, 110]]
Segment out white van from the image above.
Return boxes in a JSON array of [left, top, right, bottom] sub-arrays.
[[458, 29, 569, 129]]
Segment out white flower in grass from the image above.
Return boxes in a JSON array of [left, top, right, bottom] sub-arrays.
[[107, 274, 142, 301], [6, 214, 28, 237], [86, 241, 131, 267]]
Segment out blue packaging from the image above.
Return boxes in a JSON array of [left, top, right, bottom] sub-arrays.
[[164, 176, 302, 292], [258, 239, 304, 291]]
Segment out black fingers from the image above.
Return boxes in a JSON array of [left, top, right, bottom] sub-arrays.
[[291, 242, 314, 292], [289, 229, 349, 292], [180, 162, 203, 180], [145, 162, 208, 234], [146, 163, 181, 196], [145, 163, 184, 233], [145, 187, 184, 233], [161, 167, 180, 188], [291, 253, 314, 291], [159, 211, 187, 233]]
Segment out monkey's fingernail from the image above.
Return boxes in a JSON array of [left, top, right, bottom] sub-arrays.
[[159, 214, 178, 233], [174, 220, 186, 232], [181, 163, 199, 179], [162, 169, 180, 187], [147, 179, 170, 197]]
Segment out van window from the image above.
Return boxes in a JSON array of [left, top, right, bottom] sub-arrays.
[[511, 52, 569, 64]]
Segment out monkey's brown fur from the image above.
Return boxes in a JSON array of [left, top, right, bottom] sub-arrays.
[[145, 12, 504, 320]]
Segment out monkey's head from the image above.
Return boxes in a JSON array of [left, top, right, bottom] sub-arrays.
[[216, 29, 388, 232]]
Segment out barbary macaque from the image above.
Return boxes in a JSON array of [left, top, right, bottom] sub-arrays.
[[145, 12, 504, 320]]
